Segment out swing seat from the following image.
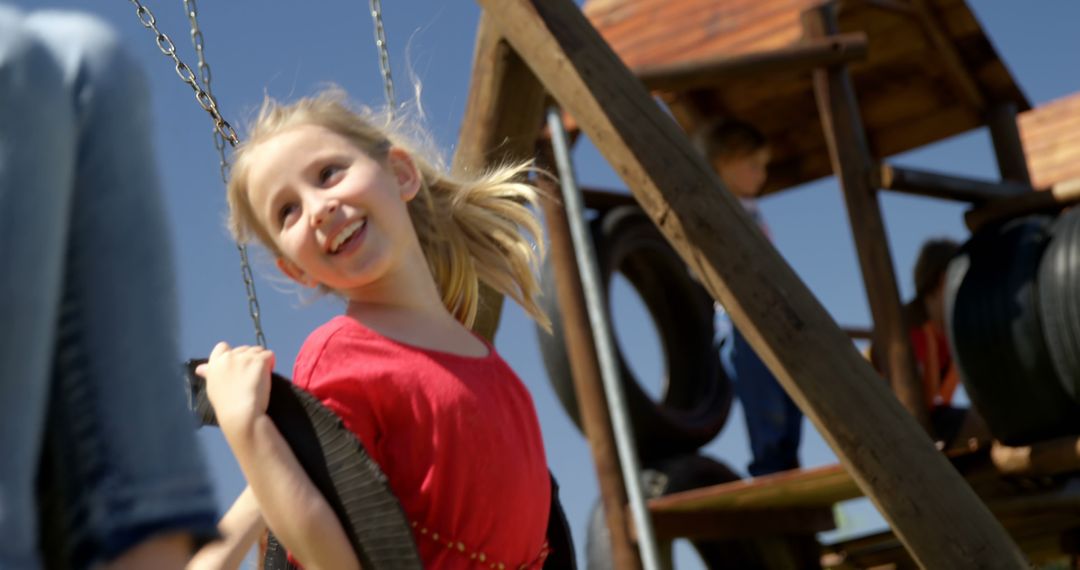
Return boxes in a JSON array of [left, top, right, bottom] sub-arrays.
[[184, 359, 576, 570]]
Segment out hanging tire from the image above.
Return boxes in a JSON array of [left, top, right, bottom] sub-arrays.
[[1038, 207, 1080, 402], [944, 216, 1080, 445], [185, 360, 424, 570], [537, 206, 733, 461], [585, 454, 820, 570]]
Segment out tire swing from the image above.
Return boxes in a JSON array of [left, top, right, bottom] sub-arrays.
[[944, 215, 1080, 445], [1037, 207, 1080, 402], [538, 205, 733, 461], [128, 3, 575, 568]]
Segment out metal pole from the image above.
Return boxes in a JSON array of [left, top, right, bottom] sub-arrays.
[[545, 107, 663, 570]]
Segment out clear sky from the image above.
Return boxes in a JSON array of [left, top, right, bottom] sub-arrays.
[[16, 1, 1080, 567]]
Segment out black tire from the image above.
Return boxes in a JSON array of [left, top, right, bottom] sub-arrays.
[[185, 360, 423, 570], [1038, 208, 1080, 402], [944, 217, 1080, 445], [537, 206, 733, 461], [585, 454, 820, 570]]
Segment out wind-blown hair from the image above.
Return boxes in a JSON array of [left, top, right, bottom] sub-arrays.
[[225, 88, 549, 330]]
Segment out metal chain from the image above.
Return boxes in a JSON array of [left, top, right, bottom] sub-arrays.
[[368, 0, 396, 114], [182, 0, 266, 348], [128, 0, 239, 146], [128, 0, 267, 347]]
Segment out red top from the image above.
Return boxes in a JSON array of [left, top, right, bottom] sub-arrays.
[[292, 315, 551, 568], [909, 322, 959, 409]]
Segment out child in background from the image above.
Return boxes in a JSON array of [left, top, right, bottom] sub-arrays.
[[194, 90, 554, 569], [902, 238, 988, 448], [693, 118, 803, 477]]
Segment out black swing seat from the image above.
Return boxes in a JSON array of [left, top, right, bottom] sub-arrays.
[[184, 360, 576, 570]]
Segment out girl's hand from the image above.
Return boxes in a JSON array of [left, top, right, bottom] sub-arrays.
[[195, 342, 274, 429]]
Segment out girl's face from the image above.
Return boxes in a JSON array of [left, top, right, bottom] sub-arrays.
[[715, 147, 770, 199], [244, 124, 421, 295]]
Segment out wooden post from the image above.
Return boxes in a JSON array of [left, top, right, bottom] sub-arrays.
[[537, 174, 644, 570], [452, 12, 547, 341], [455, 17, 642, 567], [477, 1, 1027, 567], [986, 102, 1032, 184], [804, 4, 929, 431]]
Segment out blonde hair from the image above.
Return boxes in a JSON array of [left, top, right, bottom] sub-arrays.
[[226, 89, 549, 330]]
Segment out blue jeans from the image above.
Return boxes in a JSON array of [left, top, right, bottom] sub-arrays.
[[720, 325, 803, 477], [0, 8, 217, 569]]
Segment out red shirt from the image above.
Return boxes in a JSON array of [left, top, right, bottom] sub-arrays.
[[293, 316, 551, 568], [909, 322, 958, 409]]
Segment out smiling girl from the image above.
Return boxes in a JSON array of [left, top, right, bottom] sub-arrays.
[[193, 89, 554, 570]]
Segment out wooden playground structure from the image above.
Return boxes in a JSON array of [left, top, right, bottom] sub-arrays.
[[456, 0, 1080, 568]]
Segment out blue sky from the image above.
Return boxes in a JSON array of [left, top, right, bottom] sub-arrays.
[[16, 1, 1080, 567]]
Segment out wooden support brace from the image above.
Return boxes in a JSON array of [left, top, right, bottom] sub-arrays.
[[477, 0, 1026, 567], [456, 13, 642, 568], [965, 177, 1080, 231], [452, 12, 548, 341], [804, 5, 928, 430], [987, 102, 1033, 184], [635, 32, 868, 93], [877, 163, 1033, 203]]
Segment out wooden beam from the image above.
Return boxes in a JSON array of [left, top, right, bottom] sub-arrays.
[[965, 177, 1080, 231], [648, 464, 860, 512], [647, 508, 835, 541], [478, 0, 1026, 567], [634, 33, 868, 93], [856, 0, 917, 16], [537, 172, 643, 570], [877, 163, 1033, 203], [987, 102, 1033, 184], [804, 6, 929, 430], [452, 13, 547, 341], [910, 0, 986, 111]]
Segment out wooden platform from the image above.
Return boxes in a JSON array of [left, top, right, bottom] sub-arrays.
[[648, 445, 1080, 566], [583, 0, 1029, 194]]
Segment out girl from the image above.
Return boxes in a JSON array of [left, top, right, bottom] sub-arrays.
[[193, 89, 554, 569]]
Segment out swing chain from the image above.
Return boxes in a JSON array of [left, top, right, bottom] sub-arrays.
[[183, 0, 230, 183], [128, 0, 268, 348], [368, 0, 396, 113], [127, 0, 239, 147], [182, 0, 268, 349]]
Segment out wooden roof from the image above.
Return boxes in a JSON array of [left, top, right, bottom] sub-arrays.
[[583, 0, 1029, 194], [1020, 91, 1080, 190]]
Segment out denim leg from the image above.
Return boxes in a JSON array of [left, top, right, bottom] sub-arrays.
[[1, 10, 218, 569], [721, 327, 803, 477], [0, 6, 77, 568]]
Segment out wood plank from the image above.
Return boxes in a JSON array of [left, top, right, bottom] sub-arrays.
[[478, 1, 1027, 568], [805, 5, 928, 427], [649, 464, 859, 511], [648, 507, 835, 541], [908, 0, 985, 111], [452, 13, 547, 341], [634, 33, 867, 93]]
